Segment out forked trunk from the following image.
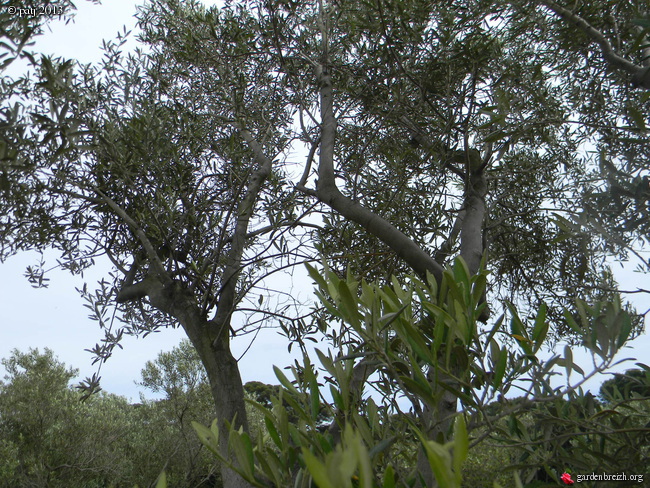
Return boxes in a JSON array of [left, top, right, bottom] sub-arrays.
[[146, 280, 253, 488]]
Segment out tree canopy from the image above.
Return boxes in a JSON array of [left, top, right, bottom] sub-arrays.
[[1, 0, 649, 486]]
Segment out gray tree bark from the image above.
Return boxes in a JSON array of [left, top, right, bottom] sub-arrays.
[[146, 280, 252, 488], [312, 41, 488, 484], [415, 164, 487, 487]]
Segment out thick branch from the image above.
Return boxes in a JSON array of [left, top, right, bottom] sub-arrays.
[[460, 170, 487, 276], [539, 0, 650, 88], [314, 64, 444, 283], [116, 276, 156, 303], [94, 188, 171, 285], [209, 128, 273, 341]]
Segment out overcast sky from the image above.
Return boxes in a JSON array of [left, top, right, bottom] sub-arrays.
[[1, 0, 648, 402]]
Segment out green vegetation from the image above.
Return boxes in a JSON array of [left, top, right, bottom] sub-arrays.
[[190, 263, 649, 488], [0, 344, 276, 488], [0, 346, 215, 487], [3, 264, 648, 487], [2, 0, 649, 486]]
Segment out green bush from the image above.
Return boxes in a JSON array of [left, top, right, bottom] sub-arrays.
[[192, 262, 644, 487]]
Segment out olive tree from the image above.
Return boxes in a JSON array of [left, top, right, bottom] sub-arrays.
[[0, 349, 148, 487], [1, 0, 648, 486], [2, 1, 307, 485]]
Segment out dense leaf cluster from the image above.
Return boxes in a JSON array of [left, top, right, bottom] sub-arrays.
[[1, 1, 649, 486]]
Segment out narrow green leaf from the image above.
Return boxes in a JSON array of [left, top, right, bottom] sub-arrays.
[[302, 449, 336, 488], [192, 421, 220, 456], [273, 366, 299, 395], [276, 397, 290, 448], [383, 465, 396, 488], [452, 257, 470, 290], [369, 436, 397, 459], [254, 451, 282, 486], [350, 428, 373, 488], [531, 303, 547, 341], [400, 376, 435, 404], [330, 385, 345, 411], [380, 281, 402, 311], [420, 439, 454, 487], [563, 309, 581, 333], [317, 294, 343, 321], [230, 431, 255, 479], [616, 312, 632, 348], [338, 280, 361, 330], [400, 319, 433, 362], [155, 471, 167, 488], [305, 363, 321, 421], [492, 347, 508, 389], [471, 272, 487, 305], [281, 392, 308, 421], [453, 416, 468, 481], [532, 303, 549, 352], [306, 263, 328, 290], [564, 344, 573, 380], [264, 416, 283, 450], [594, 319, 611, 356], [507, 302, 524, 337], [489, 338, 500, 364]]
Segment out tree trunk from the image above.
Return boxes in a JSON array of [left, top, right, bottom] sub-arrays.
[[312, 31, 489, 480], [415, 367, 459, 487], [415, 165, 487, 487], [198, 332, 251, 488], [142, 279, 253, 488]]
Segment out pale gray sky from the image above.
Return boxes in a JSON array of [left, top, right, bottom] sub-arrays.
[[1, 0, 648, 402]]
